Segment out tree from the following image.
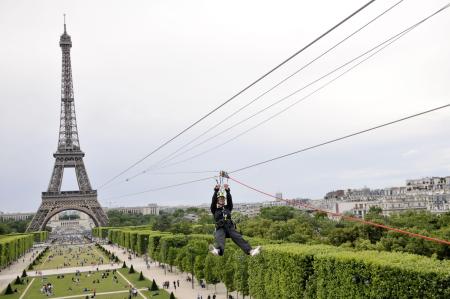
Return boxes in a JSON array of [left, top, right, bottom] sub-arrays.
[[138, 271, 144, 281], [172, 209, 185, 218], [175, 250, 186, 273], [4, 284, 13, 295], [182, 240, 208, 289], [170, 221, 193, 235], [59, 214, 80, 220], [150, 279, 159, 291], [0, 219, 29, 234], [328, 227, 359, 246], [220, 251, 236, 298], [122, 261, 127, 268], [260, 206, 296, 221], [239, 218, 273, 238], [167, 247, 178, 272], [314, 211, 328, 219], [169, 292, 176, 299], [106, 210, 157, 227], [233, 251, 249, 298], [194, 256, 205, 282], [265, 221, 293, 240], [204, 254, 220, 289], [21, 269, 27, 278], [14, 276, 22, 285], [153, 214, 173, 231], [129, 264, 135, 274]]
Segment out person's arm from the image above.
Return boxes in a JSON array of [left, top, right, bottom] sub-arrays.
[[225, 185, 233, 211], [211, 185, 219, 213]]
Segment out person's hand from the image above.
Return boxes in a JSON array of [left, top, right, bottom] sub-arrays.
[[224, 184, 229, 190], [214, 184, 220, 191]]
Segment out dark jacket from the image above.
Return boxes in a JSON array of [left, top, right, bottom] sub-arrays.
[[211, 188, 233, 224]]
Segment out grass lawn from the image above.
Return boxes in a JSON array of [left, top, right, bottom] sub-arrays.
[[1, 269, 171, 299], [118, 268, 171, 299], [33, 244, 110, 270]]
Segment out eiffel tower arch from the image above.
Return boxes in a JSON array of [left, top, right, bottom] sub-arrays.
[[27, 21, 108, 231]]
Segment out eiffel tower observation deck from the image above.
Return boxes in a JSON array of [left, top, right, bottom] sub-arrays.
[[27, 19, 108, 231]]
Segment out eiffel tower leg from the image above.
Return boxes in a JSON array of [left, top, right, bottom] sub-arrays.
[[48, 159, 64, 192], [27, 203, 50, 232], [75, 158, 92, 191]]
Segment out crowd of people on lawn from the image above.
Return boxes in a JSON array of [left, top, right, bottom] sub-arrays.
[[45, 244, 107, 269]]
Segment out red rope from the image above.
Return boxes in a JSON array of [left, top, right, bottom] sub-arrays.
[[228, 176, 450, 246]]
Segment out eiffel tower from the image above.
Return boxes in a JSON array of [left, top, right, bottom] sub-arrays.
[[27, 20, 108, 231]]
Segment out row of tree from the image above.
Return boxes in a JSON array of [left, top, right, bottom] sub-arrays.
[[0, 234, 34, 268], [0, 219, 30, 235], [94, 227, 450, 299], [105, 206, 450, 259]]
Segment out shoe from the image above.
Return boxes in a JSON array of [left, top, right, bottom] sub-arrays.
[[209, 244, 220, 256], [249, 246, 261, 256]]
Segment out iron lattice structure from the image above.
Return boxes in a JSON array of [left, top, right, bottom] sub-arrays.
[[27, 23, 108, 231]]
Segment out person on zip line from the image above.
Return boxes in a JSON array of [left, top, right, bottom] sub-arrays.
[[209, 182, 261, 256]]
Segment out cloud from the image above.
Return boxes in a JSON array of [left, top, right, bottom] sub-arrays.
[[401, 149, 419, 158]]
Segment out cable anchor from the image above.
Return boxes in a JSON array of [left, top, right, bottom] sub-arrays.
[[219, 171, 229, 179]]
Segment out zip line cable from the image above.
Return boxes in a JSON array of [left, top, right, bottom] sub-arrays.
[[102, 102, 450, 200], [101, 3, 450, 199], [151, 23, 414, 170], [124, 0, 402, 182], [147, 3, 450, 171], [149, 10, 435, 171], [98, 0, 377, 189], [100, 169, 220, 192], [228, 176, 450, 246], [229, 105, 450, 174], [102, 175, 216, 201], [150, 170, 220, 175]]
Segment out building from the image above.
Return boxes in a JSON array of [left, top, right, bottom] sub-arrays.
[[183, 214, 199, 222], [233, 202, 264, 217], [105, 203, 159, 215], [323, 200, 380, 218], [406, 176, 450, 191], [47, 210, 95, 230], [262, 201, 288, 207], [0, 212, 34, 222], [320, 175, 450, 217], [325, 190, 345, 199], [426, 193, 450, 214]]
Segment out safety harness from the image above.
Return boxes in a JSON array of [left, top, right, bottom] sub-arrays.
[[215, 171, 234, 230]]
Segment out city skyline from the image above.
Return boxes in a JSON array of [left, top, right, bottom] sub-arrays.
[[1, 174, 449, 214], [1, 0, 450, 212]]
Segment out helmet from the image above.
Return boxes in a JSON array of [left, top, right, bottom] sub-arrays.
[[217, 191, 226, 199]]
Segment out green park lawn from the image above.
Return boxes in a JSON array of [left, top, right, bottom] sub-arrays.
[[32, 244, 110, 270], [1, 268, 170, 299]]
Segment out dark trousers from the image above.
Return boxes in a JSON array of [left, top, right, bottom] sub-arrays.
[[215, 222, 251, 255]]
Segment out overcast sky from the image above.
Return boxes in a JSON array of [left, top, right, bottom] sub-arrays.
[[1, 0, 450, 212]]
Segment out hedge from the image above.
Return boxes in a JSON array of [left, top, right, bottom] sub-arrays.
[[92, 227, 113, 239], [248, 244, 450, 299], [97, 228, 450, 298], [32, 231, 49, 243], [147, 232, 171, 259], [0, 234, 34, 268], [99, 227, 168, 257]]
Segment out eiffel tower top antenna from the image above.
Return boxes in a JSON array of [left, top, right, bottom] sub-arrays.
[[64, 14, 66, 33]]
